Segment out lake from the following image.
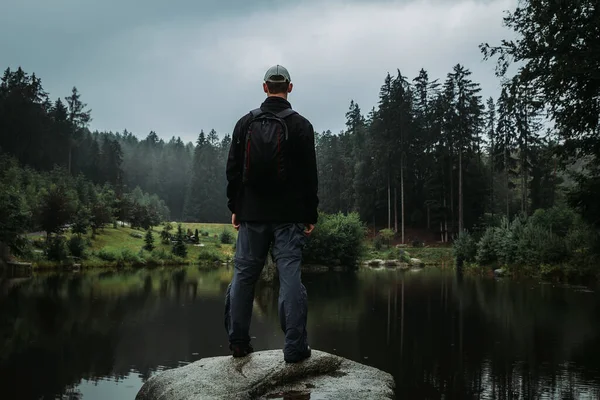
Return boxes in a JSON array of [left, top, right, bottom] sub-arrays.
[[1, 266, 599, 399]]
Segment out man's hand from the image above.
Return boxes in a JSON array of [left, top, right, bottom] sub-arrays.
[[304, 223, 315, 236], [232, 213, 240, 231]]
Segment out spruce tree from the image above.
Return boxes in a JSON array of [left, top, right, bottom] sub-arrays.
[[144, 228, 155, 251], [171, 223, 187, 258]]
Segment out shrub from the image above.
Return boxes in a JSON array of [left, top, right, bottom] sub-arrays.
[[452, 231, 477, 262], [46, 236, 69, 262], [198, 248, 223, 262], [302, 211, 367, 267], [68, 235, 87, 259], [201, 231, 209, 237], [151, 248, 175, 261], [220, 228, 235, 244], [379, 229, 395, 248], [119, 249, 143, 265], [97, 249, 118, 262], [373, 235, 384, 251]]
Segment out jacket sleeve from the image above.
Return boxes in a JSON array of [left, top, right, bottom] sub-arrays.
[[226, 117, 244, 214], [304, 122, 319, 224]]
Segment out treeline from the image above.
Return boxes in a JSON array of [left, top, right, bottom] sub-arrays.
[[317, 0, 599, 251], [112, 128, 231, 222], [0, 154, 168, 258], [0, 66, 231, 228]]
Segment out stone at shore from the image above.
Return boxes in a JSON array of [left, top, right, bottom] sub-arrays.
[[135, 349, 395, 400], [409, 258, 424, 268]]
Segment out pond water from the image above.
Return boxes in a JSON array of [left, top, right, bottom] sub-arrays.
[[1, 266, 599, 399]]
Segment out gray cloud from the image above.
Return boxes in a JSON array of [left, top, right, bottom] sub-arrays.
[[1, 0, 516, 143]]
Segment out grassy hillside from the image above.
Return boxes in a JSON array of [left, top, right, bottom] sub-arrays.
[[26, 222, 237, 270]]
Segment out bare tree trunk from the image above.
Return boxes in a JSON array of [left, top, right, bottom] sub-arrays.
[[490, 142, 494, 218], [458, 150, 463, 233], [443, 197, 448, 243], [394, 187, 398, 233], [450, 156, 454, 237], [505, 134, 509, 218], [427, 204, 430, 230], [387, 172, 391, 230], [400, 154, 405, 244]]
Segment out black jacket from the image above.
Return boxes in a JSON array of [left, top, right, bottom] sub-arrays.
[[226, 96, 319, 224]]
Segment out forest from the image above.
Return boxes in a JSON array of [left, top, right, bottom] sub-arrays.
[[0, 0, 598, 273]]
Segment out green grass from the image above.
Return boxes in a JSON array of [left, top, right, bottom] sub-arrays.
[[23, 222, 238, 270]]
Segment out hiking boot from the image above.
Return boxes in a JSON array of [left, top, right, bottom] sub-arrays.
[[284, 345, 311, 364], [230, 343, 254, 358]]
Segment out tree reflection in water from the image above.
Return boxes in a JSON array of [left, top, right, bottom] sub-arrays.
[[0, 267, 598, 399]]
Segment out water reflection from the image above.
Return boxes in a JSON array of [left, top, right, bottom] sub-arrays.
[[1, 267, 599, 399]]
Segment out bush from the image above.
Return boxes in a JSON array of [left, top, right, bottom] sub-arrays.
[[97, 249, 118, 262], [373, 235, 384, 251], [379, 228, 394, 248], [68, 235, 87, 259], [118, 249, 143, 265], [46, 236, 69, 262], [302, 211, 367, 267], [198, 248, 223, 262], [453, 231, 477, 262], [151, 248, 175, 261], [201, 231, 209, 237], [220, 228, 235, 244]]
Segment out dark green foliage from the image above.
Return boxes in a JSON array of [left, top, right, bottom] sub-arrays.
[[303, 212, 367, 267], [453, 231, 477, 263], [38, 179, 78, 236], [68, 235, 87, 259], [72, 207, 91, 235], [195, 229, 199, 239], [0, 178, 31, 257], [144, 229, 155, 252], [182, 130, 229, 222], [171, 224, 187, 258], [160, 224, 172, 244], [468, 207, 598, 274], [219, 228, 234, 245], [198, 248, 223, 262], [46, 236, 69, 262], [373, 235, 384, 251]]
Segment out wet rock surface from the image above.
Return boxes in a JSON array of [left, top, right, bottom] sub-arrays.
[[135, 349, 395, 400]]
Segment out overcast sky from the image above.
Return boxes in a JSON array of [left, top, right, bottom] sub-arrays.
[[1, 0, 516, 144]]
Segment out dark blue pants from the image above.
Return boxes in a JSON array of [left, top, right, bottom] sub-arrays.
[[224, 222, 309, 360]]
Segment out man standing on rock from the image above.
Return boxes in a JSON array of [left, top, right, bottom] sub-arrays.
[[224, 65, 319, 363]]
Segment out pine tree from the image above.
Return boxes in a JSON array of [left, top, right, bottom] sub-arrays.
[[171, 223, 187, 258], [144, 228, 155, 251], [64, 87, 92, 174]]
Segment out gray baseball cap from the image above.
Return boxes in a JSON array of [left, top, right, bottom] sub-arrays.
[[264, 65, 291, 82]]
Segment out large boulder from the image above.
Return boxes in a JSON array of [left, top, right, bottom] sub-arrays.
[[135, 349, 395, 400]]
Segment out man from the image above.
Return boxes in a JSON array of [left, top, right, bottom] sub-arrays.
[[224, 65, 318, 363]]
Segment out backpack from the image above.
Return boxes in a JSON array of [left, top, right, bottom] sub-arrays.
[[241, 107, 297, 187]]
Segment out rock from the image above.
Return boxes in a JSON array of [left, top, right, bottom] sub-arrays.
[[494, 268, 506, 277], [302, 264, 330, 273], [366, 259, 384, 267], [409, 258, 424, 268], [130, 232, 144, 239], [135, 349, 395, 400], [384, 259, 399, 268]]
